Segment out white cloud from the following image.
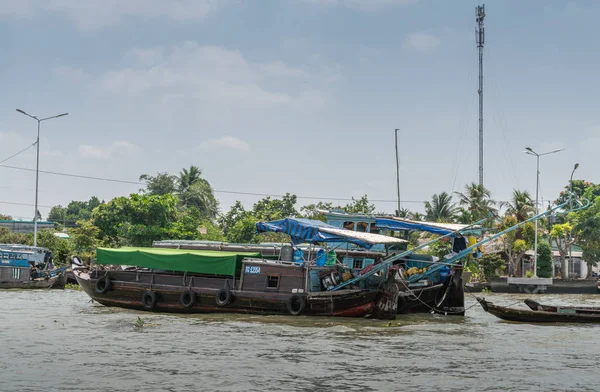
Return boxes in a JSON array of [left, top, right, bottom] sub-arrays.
[[200, 136, 251, 152], [96, 41, 327, 113], [306, 0, 417, 11], [402, 32, 441, 53], [78, 141, 139, 160], [0, 0, 223, 30]]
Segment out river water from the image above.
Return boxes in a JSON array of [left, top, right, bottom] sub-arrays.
[[1, 290, 600, 392]]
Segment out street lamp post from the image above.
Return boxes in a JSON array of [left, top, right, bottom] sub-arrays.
[[16, 109, 68, 247], [524, 146, 564, 278], [568, 163, 579, 278], [394, 129, 401, 216]]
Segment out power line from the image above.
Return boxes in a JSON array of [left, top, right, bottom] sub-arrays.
[[0, 200, 52, 208], [0, 164, 426, 203], [0, 164, 141, 185], [0, 164, 510, 206], [0, 142, 36, 164]]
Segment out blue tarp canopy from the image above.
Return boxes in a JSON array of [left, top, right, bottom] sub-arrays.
[[256, 218, 407, 249], [375, 217, 480, 236]]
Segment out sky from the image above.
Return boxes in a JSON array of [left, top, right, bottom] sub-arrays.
[[1, 0, 599, 221]]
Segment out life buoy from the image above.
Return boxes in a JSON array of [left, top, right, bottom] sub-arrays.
[[142, 290, 157, 310], [95, 276, 111, 294], [70, 255, 83, 267], [330, 271, 342, 286], [435, 275, 454, 308], [287, 294, 306, 316], [216, 288, 232, 306], [180, 290, 196, 310]]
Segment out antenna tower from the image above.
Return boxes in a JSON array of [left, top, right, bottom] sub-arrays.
[[476, 4, 485, 187]]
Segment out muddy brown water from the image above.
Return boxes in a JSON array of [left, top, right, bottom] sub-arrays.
[[1, 290, 600, 392]]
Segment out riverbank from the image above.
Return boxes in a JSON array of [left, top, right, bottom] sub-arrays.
[[467, 277, 599, 294]]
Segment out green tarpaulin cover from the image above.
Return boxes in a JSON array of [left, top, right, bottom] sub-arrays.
[[96, 247, 260, 276]]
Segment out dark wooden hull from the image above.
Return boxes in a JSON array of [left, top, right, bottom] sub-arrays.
[[0, 274, 61, 289], [524, 299, 600, 314], [75, 269, 383, 318], [399, 269, 466, 315], [477, 297, 600, 323]]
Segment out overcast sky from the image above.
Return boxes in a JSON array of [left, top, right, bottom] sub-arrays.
[[1, 0, 598, 220]]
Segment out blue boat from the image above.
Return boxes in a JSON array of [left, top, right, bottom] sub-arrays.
[[0, 245, 67, 289]]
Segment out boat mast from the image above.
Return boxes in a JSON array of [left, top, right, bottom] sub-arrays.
[[476, 4, 485, 187]]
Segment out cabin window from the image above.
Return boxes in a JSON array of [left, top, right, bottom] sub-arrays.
[[352, 259, 363, 269], [343, 221, 355, 230], [266, 275, 280, 289], [356, 222, 369, 232], [369, 224, 380, 234]]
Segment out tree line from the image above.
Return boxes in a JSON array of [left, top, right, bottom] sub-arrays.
[[1, 165, 598, 279]]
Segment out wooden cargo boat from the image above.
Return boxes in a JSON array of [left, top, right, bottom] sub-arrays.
[[73, 248, 400, 319], [477, 297, 600, 323], [75, 218, 472, 318]]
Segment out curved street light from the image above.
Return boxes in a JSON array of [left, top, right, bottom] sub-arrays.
[[16, 109, 69, 247], [523, 146, 565, 278]]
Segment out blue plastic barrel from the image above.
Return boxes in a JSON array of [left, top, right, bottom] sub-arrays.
[[439, 266, 450, 282], [293, 248, 304, 265], [316, 249, 326, 266]]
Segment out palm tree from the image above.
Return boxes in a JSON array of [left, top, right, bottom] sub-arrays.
[[502, 189, 534, 222], [178, 165, 203, 193], [424, 192, 456, 222], [454, 182, 497, 222], [395, 208, 412, 218], [176, 165, 219, 219]]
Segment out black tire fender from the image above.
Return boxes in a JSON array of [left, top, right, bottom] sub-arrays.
[[180, 290, 196, 310], [95, 276, 111, 294], [435, 275, 454, 308], [397, 295, 407, 314], [287, 294, 306, 316], [142, 290, 158, 310], [216, 288, 232, 306]]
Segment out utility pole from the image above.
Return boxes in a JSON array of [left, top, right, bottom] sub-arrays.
[[394, 129, 401, 216], [476, 4, 485, 187]]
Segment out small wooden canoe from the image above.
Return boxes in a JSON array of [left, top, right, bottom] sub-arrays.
[[524, 298, 600, 314], [477, 297, 600, 323]]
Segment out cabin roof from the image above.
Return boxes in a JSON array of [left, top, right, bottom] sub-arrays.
[[375, 216, 482, 236], [256, 218, 407, 248]]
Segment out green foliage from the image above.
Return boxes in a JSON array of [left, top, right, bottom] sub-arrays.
[[300, 202, 336, 222], [502, 189, 534, 222], [0, 227, 30, 244], [455, 182, 497, 222], [343, 195, 375, 215], [48, 197, 104, 225], [253, 193, 299, 221], [179, 181, 219, 219], [92, 193, 179, 247], [0, 214, 12, 220], [423, 238, 452, 259], [424, 192, 456, 222], [69, 220, 100, 256], [570, 195, 600, 276], [227, 215, 259, 243], [479, 253, 504, 280], [525, 270, 534, 278], [139, 172, 177, 195], [34, 230, 75, 264], [536, 240, 553, 278]]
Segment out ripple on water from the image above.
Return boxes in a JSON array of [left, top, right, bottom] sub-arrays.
[[2, 291, 600, 391]]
